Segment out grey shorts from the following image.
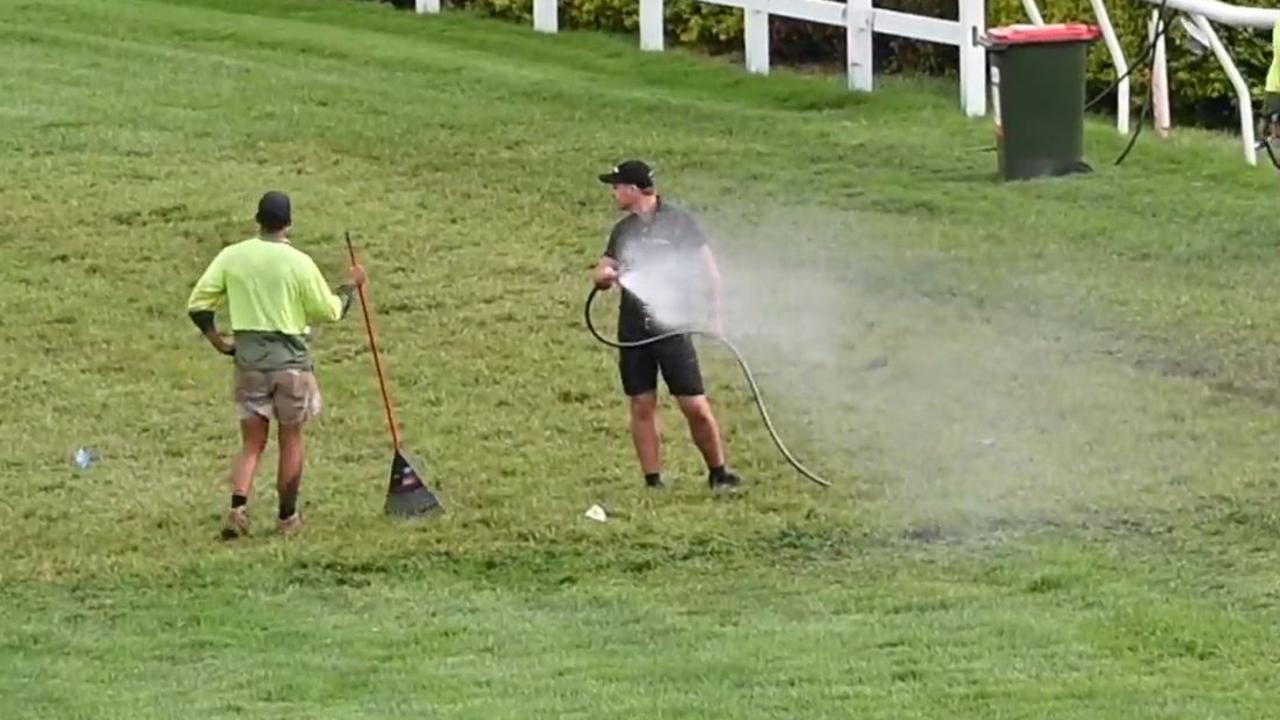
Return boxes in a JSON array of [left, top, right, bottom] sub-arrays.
[[233, 368, 322, 424]]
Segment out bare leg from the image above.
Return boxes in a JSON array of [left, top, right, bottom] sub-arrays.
[[277, 422, 304, 526], [629, 393, 661, 476], [676, 395, 725, 468], [231, 415, 270, 498], [222, 414, 269, 538]]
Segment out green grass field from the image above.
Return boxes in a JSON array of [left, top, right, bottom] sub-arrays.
[[5, 0, 1280, 716]]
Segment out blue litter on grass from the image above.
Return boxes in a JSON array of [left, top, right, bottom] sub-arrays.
[[74, 447, 96, 469]]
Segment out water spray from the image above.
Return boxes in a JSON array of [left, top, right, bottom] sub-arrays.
[[583, 285, 833, 489]]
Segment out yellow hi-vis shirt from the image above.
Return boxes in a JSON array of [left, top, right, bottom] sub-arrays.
[[187, 236, 349, 371], [1268, 21, 1280, 94]]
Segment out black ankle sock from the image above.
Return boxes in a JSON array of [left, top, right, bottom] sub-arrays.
[[279, 473, 301, 519], [645, 472, 661, 484], [709, 465, 727, 479], [231, 494, 248, 509]]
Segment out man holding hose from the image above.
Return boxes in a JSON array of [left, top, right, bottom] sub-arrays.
[[591, 160, 742, 491], [187, 190, 365, 539]]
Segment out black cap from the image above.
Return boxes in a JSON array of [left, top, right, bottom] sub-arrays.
[[598, 160, 654, 189], [255, 190, 291, 230]]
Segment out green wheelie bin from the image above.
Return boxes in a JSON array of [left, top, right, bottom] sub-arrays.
[[981, 23, 1102, 181]]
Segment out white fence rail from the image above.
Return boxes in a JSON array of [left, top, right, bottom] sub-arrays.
[[414, 0, 987, 117], [413, 0, 1280, 166]]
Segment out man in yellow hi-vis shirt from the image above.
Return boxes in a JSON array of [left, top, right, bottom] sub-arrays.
[[187, 191, 365, 539]]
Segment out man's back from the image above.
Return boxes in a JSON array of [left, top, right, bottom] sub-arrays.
[[216, 239, 329, 331], [188, 237, 346, 371]]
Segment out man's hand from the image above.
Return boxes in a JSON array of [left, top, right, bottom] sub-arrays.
[[209, 332, 235, 356], [593, 260, 619, 290], [349, 263, 367, 287], [189, 309, 234, 356]]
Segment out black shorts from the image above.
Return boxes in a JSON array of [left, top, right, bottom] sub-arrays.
[[618, 334, 705, 397]]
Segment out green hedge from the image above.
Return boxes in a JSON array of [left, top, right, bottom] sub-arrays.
[[376, 0, 1278, 125]]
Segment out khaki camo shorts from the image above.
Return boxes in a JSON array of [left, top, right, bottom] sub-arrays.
[[233, 368, 322, 425]]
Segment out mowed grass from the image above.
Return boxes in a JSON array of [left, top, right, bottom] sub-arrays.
[[3, 0, 1280, 716]]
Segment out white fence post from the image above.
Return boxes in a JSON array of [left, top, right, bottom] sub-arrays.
[[957, 0, 986, 116], [640, 0, 664, 51], [415, 0, 440, 13], [845, 0, 873, 91], [534, 0, 557, 33], [1087, 0, 1130, 134], [1150, 10, 1171, 136], [744, 0, 770, 75]]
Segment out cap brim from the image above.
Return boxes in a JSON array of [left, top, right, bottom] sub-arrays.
[[599, 173, 652, 188]]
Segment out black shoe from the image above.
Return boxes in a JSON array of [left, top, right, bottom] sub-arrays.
[[645, 473, 664, 489], [708, 469, 741, 490]]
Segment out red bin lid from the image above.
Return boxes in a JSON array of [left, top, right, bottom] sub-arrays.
[[985, 23, 1101, 45]]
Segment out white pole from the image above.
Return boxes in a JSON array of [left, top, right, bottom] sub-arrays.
[[845, 0, 873, 92], [1192, 14, 1257, 165], [1150, 10, 1171, 136], [744, 0, 770, 75], [958, 0, 987, 117], [1020, 0, 1045, 25], [534, 0, 557, 33], [1087, 0, 1131, 134], [640, 0, 664, 51]]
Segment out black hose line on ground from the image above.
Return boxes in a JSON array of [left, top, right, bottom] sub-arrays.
[[583, 286, 832, 489]]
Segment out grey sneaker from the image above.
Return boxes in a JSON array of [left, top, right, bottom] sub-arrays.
[[278, 513, 303, 537], [220, 506, 250, 540]]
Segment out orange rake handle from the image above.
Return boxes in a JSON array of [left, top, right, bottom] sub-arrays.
[[345, 231, 401, 452]]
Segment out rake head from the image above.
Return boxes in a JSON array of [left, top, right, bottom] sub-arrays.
[[385, 449, 443, 518]]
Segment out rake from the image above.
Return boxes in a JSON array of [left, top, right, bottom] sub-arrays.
[[345, 230, 443, 518]]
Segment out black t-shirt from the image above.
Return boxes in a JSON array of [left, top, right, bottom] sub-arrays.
[[602, 197, 708, 340]]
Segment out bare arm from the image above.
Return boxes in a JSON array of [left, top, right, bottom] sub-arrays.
[[592, 222, 626, 290]]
